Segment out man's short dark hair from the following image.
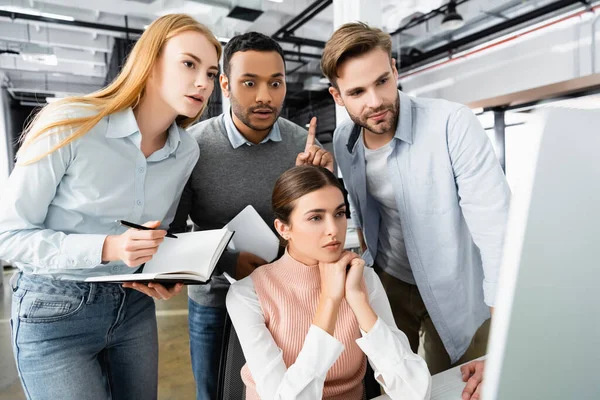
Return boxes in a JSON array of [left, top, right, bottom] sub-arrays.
[[223, 32, 286, 77]]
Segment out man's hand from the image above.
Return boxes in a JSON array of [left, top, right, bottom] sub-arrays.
[[460, 359, 485, 400], [235, 251, 267, 280], [295, 117, 334, 172], [122, 282, 184, 300]]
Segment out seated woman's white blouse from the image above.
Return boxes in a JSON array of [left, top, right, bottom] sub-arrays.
[[226, 266, 432, 400]]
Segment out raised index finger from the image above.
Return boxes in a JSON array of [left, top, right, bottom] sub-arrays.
[[304, 117, 317, 153]]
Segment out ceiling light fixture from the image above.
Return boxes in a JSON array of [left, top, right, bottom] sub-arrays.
[[21, 53, 58, 66], [441, 1, 464, 31]]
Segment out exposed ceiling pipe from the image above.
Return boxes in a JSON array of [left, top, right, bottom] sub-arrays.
[[405, 0, 540, 51], [399, 1, 598, 79], [399, 0, 586, 71], [271, 0, 331, 48], [392, 0, 472, 35], [0, 10, 144, 36]]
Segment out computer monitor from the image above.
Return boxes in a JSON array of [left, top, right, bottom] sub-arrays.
[[483, 108, 600, 399]]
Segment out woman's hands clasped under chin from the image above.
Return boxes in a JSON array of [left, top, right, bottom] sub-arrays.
[[317, 250, 368, 303], [316, 251, 378, 333], [317, 251, 358, 303], [344, 254, 367, 301]]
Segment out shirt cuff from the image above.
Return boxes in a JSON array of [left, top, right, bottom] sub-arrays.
[[483, 280, 497, 307], [356, 318, 404, 369], [295, 325, 344, 379], [59, 234, 107, 268]]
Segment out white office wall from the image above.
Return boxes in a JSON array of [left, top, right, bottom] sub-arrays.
[[401, 12, 600, 104]]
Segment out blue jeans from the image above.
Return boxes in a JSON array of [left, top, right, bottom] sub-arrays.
[[10, 273, 158, 400], [188, 298, 226, 400]]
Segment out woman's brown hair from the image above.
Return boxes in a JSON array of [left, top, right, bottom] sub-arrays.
[[272, 165, 344, 226]]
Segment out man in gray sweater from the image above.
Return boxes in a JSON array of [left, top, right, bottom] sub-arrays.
[[170, 32, 332, 400]]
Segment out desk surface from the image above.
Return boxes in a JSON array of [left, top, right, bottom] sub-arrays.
[[372, 361, 467, 400]]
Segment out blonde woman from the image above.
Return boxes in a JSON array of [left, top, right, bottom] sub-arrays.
[[0, 14, 221, 400]]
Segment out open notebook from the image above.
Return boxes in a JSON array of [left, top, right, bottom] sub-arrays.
[[85, 228, 234, 285]]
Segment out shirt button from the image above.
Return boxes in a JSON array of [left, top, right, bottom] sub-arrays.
[[69, 259, 75, 265], [138, 167, 145, 173], [137, 200, 143, 206], [112, 266, 120, 272]]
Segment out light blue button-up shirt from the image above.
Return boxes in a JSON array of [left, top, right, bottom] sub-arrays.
[[334, 91, 511, 362], [223, 110, 282, 148], [0, 105, 199, 280]]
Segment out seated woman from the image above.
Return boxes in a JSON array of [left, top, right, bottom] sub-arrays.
[[226, 165, 431, 400]]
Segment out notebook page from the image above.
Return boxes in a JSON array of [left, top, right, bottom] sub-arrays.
[[143, 229, 228, 278]]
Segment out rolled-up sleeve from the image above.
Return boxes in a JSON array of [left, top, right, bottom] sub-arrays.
[[447, 106, 511, 306], [0, 126, 106, 270]]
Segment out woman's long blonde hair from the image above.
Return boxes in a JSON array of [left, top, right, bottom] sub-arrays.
[[18, 14, 222, 164]]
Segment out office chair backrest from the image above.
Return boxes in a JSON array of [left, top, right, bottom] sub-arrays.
[[363, 361, 381, 399], [217, 313, 382, 400], [217, 314, 246, 400]]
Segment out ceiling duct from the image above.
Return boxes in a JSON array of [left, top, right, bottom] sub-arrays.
[[227, 0, 263, 22], [7, 87, 55, 104], [271, 0, 331, 48]]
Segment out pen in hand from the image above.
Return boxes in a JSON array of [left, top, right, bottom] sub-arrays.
[[117, 220, 178, 239]]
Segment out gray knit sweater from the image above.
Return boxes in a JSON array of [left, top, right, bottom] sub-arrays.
[[171, 115, 310, 307]]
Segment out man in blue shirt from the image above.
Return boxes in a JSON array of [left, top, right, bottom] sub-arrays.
[[321, 23, 511, 399]]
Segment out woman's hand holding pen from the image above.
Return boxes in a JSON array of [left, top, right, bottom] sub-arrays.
[[101, 220, 184, 300], [101, 220, 166, 266]]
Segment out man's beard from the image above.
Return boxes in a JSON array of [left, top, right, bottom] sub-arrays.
[[348, 95, 399, 135], [230, 93, 282, 132]]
